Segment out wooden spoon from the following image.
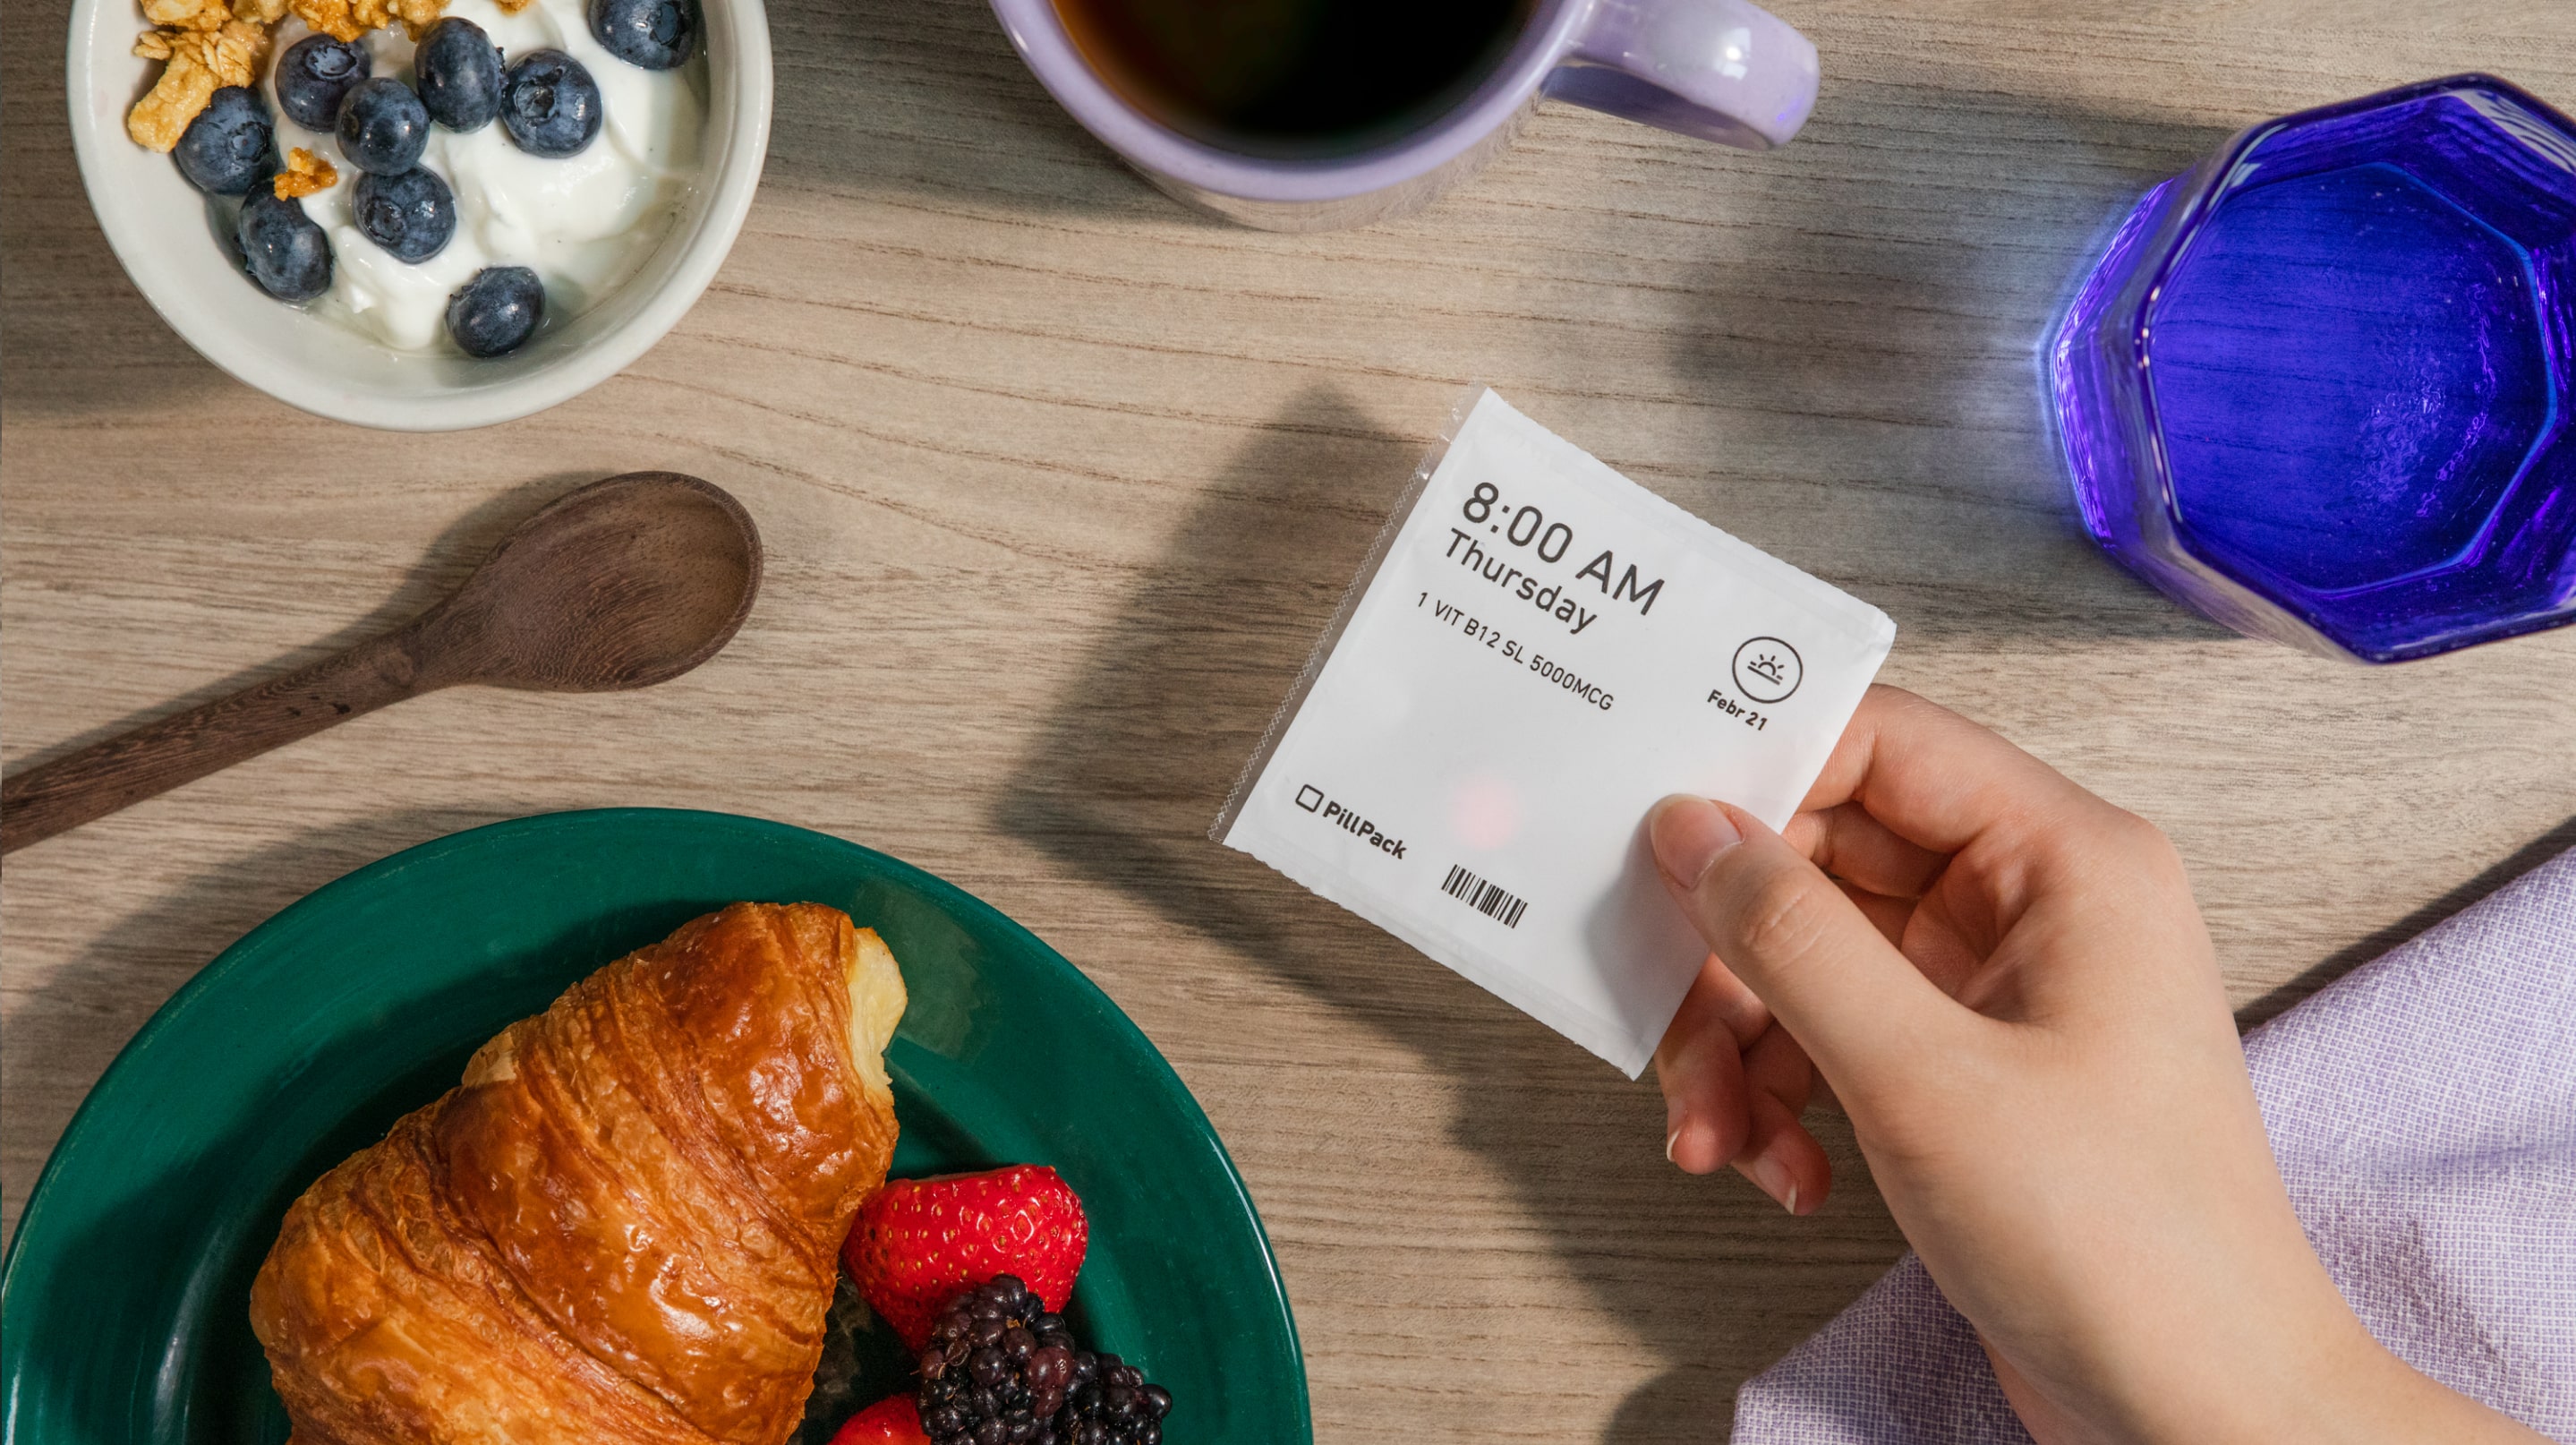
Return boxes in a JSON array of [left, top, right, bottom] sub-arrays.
[[0, 472, 761, 855]]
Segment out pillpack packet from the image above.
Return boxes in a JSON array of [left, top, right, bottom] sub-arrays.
[[1217, 389, 1896, 1076]]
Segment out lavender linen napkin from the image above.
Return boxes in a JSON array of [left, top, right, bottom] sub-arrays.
[[1732, 846, 2576, 1443]]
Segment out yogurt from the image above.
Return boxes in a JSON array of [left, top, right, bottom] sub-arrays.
[[262, 0, 705, 352]]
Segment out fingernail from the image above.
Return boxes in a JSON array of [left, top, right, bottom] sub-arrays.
[[1651, 796, 1743, 887], [1665, 1115, 1704, 1172], [1747, 1154, 1794, 1210]]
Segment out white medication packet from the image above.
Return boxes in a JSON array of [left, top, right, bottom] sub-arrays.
[[1217, 389, 1895, 1077]]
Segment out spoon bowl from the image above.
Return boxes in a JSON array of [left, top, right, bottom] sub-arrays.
[[422, 473, 763, 691]]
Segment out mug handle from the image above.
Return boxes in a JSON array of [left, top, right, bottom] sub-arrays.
[[1543, 0, 1821, 150]]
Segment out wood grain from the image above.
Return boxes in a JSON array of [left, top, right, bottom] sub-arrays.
[[5, 2, 2573, 1439], [0, 472, 758, 852], [0, 628, 431, 853]]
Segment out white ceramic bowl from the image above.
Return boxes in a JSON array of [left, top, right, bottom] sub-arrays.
[[64, 0, 771, 430]]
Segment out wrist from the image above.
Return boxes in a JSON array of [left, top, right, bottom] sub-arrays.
[[2123, 1305, 2541, 1445], [2287, 1336, 2548, 1444], [2023, 1246, 2398, 1445]]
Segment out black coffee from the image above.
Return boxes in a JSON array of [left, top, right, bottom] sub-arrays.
[[1053, 0, 1535, 157]]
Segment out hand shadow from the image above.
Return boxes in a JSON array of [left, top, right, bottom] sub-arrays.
[[1, 472, 670, 1236], [985, 78, 2311, 1436], [1, 808, 508, 1243], [997, 384, 1904, 1440]]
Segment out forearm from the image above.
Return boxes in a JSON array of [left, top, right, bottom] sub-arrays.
[[2300, 1342, 2553, 1445], [1962, 1212, 2546, 1445], [2087, 1319, 2551, 1445]]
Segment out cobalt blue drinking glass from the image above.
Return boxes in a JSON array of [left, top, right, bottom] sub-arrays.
[[2050, 74, 2576, 662]]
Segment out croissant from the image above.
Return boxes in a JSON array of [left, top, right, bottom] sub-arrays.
[[249, 902, 908, 1445]]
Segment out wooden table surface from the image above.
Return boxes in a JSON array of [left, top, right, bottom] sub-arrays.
[[6, 0, 2574, 1437]]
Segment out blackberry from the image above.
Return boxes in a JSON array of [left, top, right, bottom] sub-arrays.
[[1056, 1355, 1170, 1445], [916, 1276, 1066, 1445], [912, 1277, 1169, 1445]]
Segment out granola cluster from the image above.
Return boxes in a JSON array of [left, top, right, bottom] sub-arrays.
[[269, 146, 337, 198], [286, 0, 448, 44], [125, 0, 521, 152], [128, 5, 275, 151]]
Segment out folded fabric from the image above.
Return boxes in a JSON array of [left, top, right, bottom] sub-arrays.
[[1732, 846, 2576, 1443]]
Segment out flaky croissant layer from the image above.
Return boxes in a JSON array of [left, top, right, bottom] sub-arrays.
[[251, 902, 907, 1445]]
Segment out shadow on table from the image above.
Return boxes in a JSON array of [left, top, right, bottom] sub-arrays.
[[0, 808, 505, 1247], [755, 0, 2257, 645], [989, 84, 2340, 1437], [2235, 811, 2576, 1032], [2, 474, 635, 1239], [3, 814, 740, 1443], [997, 381, 1906, 1440]]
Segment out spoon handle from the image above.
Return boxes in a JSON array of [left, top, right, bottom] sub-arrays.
[[1, 629, 430, 855]]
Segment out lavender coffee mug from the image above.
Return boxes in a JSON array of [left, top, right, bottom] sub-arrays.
[[987, 0, 1821, 230]]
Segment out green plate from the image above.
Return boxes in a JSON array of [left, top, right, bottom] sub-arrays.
[[1, 809, 1308, 1445]]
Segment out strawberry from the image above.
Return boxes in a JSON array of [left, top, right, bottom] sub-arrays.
[[828, 1394, 928, 1445], [841, 1164, 1088, 1349]]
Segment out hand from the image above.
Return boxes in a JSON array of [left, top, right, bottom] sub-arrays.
[[1646, 685, 2544, 1444]]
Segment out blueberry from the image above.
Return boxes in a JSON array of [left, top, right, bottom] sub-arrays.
[[414, 17, 503, 131], [275, 34, 371, 132], [174, 87, 272, 195], [235, 188, 332, 301], [352, 167, 456, 261], [499, 50, 602, 158], [447, 266, 543, 355], [587, 0, 697, 70], [336, 77, 429, 175]]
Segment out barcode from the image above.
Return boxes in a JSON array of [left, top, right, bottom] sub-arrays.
[[1441, 864, 1528, 928]]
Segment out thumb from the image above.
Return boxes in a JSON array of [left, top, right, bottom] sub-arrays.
[[1648, 795, 1954, 1098]]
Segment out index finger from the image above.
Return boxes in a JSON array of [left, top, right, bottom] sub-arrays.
[[1798, 686, 2112, 858]]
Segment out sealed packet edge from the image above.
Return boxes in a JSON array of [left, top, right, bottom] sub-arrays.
[[1208, 383, 1498, 844], [1207, 385, 1898, 1077]]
